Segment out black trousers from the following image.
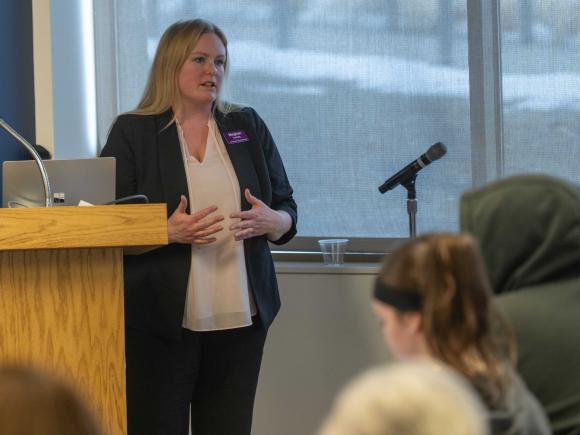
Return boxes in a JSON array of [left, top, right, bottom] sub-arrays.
[[125, 320, 267, 435]]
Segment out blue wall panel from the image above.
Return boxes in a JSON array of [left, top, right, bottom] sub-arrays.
[[0, 0, 35, 203]]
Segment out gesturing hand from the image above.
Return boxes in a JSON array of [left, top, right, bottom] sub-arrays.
[[167, 195, 224, 245], [229, 189, 291, 241]]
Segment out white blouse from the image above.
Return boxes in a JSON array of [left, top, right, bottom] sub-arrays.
[[177, 118, 256, 331]]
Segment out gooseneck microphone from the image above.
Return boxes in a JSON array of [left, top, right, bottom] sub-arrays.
[[0, 117, 53, 207], [378, 142, 447, 193]]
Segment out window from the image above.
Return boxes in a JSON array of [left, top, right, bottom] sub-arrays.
[[93, 0, 580, 246], [501, 0, 580, 182]]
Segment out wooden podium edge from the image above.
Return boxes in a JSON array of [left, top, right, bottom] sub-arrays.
[[0, 204, 168, 250]]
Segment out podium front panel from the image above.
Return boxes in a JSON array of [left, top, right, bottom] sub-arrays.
[[0, 247, 127, 435]]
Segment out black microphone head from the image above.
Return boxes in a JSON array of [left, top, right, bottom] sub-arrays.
[[426, 142, 447, 162]]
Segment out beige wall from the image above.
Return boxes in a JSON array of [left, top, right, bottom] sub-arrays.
[[253, 264, 390, 435], [32, 0, 54, 155]]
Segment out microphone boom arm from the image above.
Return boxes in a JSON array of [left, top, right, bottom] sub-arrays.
[[0, 117, 52, 207]]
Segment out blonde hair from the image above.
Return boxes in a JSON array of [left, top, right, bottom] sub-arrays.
[[0, 366, 102, 435], [377, 233, 516, 408], [318, 361, 489, 435], [132, 19, 234, 117]]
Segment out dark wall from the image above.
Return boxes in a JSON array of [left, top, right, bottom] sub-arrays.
[[0, 0, 35, 203]]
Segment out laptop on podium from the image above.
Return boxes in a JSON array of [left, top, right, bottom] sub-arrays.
[[2, 157, 116, 208]]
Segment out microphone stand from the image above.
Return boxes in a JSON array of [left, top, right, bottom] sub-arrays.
[[0, 117, 52, 207], [400, 175, 417, 238]]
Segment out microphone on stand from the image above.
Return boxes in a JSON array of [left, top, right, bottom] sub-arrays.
[[378, 142, 447, 193], [0, 117, 53, 207]]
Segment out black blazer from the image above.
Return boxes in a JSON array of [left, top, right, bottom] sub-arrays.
[[100, 107, 297, 339]]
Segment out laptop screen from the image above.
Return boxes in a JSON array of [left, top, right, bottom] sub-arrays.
[[2, 157, 116, 208]]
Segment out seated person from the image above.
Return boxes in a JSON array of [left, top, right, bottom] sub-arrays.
[[318, 361, 489, 435], [460, 174, 580, 435], [370, 233, 550, 435]]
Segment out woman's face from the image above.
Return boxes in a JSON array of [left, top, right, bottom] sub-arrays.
[[177, 32, 226, 108], [372, 301, 425, 360]]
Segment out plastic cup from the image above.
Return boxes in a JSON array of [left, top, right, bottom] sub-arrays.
[[318, 239, 349, 266]]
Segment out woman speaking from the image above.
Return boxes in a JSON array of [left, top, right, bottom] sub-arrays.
[[101, 18, 297, 435]]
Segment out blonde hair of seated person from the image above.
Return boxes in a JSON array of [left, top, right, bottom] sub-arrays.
[[0, 366, 103, 435], [317, 361, 489, 435]]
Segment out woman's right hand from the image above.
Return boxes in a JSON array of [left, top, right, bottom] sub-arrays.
[[167, 195, 224, 244]]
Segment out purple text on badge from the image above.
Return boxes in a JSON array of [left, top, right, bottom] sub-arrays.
[[224, 130, 249, 144]]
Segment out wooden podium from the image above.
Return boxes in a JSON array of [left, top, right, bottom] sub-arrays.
[[0, 204, 167, 435]]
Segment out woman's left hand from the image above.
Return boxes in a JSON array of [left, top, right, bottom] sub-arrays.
[[230, 189, 292, 241]]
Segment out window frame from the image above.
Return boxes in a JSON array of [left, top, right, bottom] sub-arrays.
[[93, 0, 504, 258]]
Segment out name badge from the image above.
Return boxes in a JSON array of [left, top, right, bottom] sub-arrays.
[[224, 130, 249, 144]]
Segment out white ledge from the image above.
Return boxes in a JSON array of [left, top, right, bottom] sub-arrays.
[[274, 261, 380, 275]]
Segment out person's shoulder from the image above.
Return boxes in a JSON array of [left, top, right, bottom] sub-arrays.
[[218, 104, 259, 122], [114, 112, 160, 127], [110, 111, 174, 138], [240, 105, 263, 122]]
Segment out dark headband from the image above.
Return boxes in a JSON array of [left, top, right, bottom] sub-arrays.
[[373, 278, 422, 312]]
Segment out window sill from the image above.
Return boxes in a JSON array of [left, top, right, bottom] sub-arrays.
[[274, 261, 380, 275]]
